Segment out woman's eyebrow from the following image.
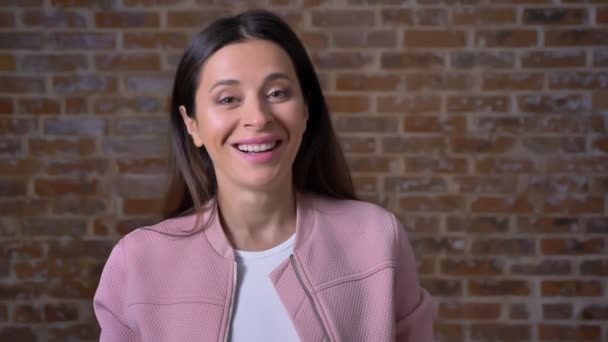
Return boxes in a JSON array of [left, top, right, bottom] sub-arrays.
[[208, 73, 291, 93], [209, 79, 239, 93]]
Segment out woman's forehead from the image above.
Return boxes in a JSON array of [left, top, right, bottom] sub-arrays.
[[198, 39, 298, 88]]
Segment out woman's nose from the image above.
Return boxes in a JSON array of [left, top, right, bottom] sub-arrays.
[[242, 96, 273, 128]]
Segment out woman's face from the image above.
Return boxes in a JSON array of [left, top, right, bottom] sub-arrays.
[[181, 39, 308, 194]]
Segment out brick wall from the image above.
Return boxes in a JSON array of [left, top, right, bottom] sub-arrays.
[[1, 0, 607, 341]]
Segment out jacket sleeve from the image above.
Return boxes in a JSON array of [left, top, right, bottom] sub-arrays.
[[93, 240, 140, 342], [392, 214, 436, 342]]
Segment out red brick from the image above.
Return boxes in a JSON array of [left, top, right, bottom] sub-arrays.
[[29, 137, 96, 157], [65, 97, 88, 114], [0, 32, 44, 50], [0, 138, 23, 155], [0, 76, 45, 93], [0, 118, 37, 135], [22, 9, 87, 28], [347, 156, 396, 173], [447, 95, 510, 112], [549, 72, 608, 90], [52, 198, 106, 215], [311, 9, 375, 27], [475, 30, 537, 47], [512, 260, 572, 276], [53, 75, 118, 94], [326, 96, 370, 113], [541, 238, 604, 255], [453, 7, 516, 25], [166, 10, 229, 28], [451, 136, 515, 154], [115, 158, 167, 174], [297, 31, 328, 50], [510, 304, 529, 320], [469, 280, 530, 296], [383, 137, 446, 154], [421, 278, 462, 297], [517, 94, 588, 113], [451, 51, 515, 69], [403, 116, 466, 133], [580, 259, 608, 276], [543, 196, 604, 214], [404, 30, 466, 48], [0, 98, 13, 114], [599, 7, 608, 24], [377, 95, 441, 113], [18, 98, 61, 115], [434, 324, 464, 342], [0, 159, 42, 176], [381, 8, 447, 26], [123, 32, 189, 49], [414, 238, 466, 255], [44, 303, 79, 322], [333, 117, 398, 133], [94, 53, 161, 71], [522, 137, 585, 154], [52, 0, 114, 6], [385, 177, 447, 193], [13, 304, 42, 323], [581, 305, 608, 320], [542, 281, 603, 297], [102, 137, 168, 156], [332, 31, 396, 49], [35, 178, 98, 196], [521, 50, 586, 68], [544, 303, 573, 320], [482, 72, 544, 91], [0, 327, 37, 341], [546, 156, 608, 173], [0, 178, 27, 196], [0, 54, 15, 71], [539, 325, 601, 341], [453, 176, 516, 194], [472, 324, 531, 341], [336, 74, 400, 91], [471, 196, 534, 213], [405, 73, 475, 92], [51, 32, 116, 50], [593, 137, 608, 153], [399, 195, 465, 212], [405, 157, 468, 174], [0, 11, 15, 27], [353, 175, 378, 193], [523, 8, 588, 25], [446, 216, 509, 233], [525, 175, 589, 194], [381, 52, 445, 69], [471, 238, 535, 256], [546, 29, 608, 46], [439, 302, 501, 320], [440, 258, 504, 277], [48, 321, 100, 341], [95, 11, 159, 28], [339, 136, 376, 154], [19, 54, 88, 72], [44, 117, 106, 136]]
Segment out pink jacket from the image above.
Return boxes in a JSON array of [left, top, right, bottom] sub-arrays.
[[94, 192, 435, 341]]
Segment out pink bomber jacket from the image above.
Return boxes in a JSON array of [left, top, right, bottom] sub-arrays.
[[94, 192, 436, 341]]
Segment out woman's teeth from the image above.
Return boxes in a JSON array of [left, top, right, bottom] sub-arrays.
[[237, 141, 278, 153]]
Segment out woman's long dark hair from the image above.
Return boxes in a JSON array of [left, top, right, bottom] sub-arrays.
[[164, 9, 357, 219]]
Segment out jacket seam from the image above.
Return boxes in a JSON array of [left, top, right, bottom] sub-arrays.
[[126, 296, 225, 307], [294, 252, 336, 341], [313, 260, 395, 292]]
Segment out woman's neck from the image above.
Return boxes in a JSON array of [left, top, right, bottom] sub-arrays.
[[216, 185, 297, 251]]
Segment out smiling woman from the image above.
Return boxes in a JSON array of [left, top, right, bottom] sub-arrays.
[[93, 9, 435, 342]]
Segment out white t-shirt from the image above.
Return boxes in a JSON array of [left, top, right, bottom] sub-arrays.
[[229, 234, 300, 342]]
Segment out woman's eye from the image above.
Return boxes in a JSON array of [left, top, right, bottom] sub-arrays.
[[267, 89, 289, 100], [218, 96, 237, 104]]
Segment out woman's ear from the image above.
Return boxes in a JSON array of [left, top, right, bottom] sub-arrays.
[[179, 106, 204, 147]]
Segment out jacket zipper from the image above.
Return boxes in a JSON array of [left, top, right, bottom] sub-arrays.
[[224, 261, 238, 342], [289, 255, 330, 342]]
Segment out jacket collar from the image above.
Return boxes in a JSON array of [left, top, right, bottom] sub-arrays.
[[149, 192, 316, 260]]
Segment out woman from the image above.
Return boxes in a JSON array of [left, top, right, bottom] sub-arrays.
[[94, 9, 435, 342]]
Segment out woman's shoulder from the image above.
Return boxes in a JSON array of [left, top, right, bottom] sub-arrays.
[[308, 193, 397, 223]]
